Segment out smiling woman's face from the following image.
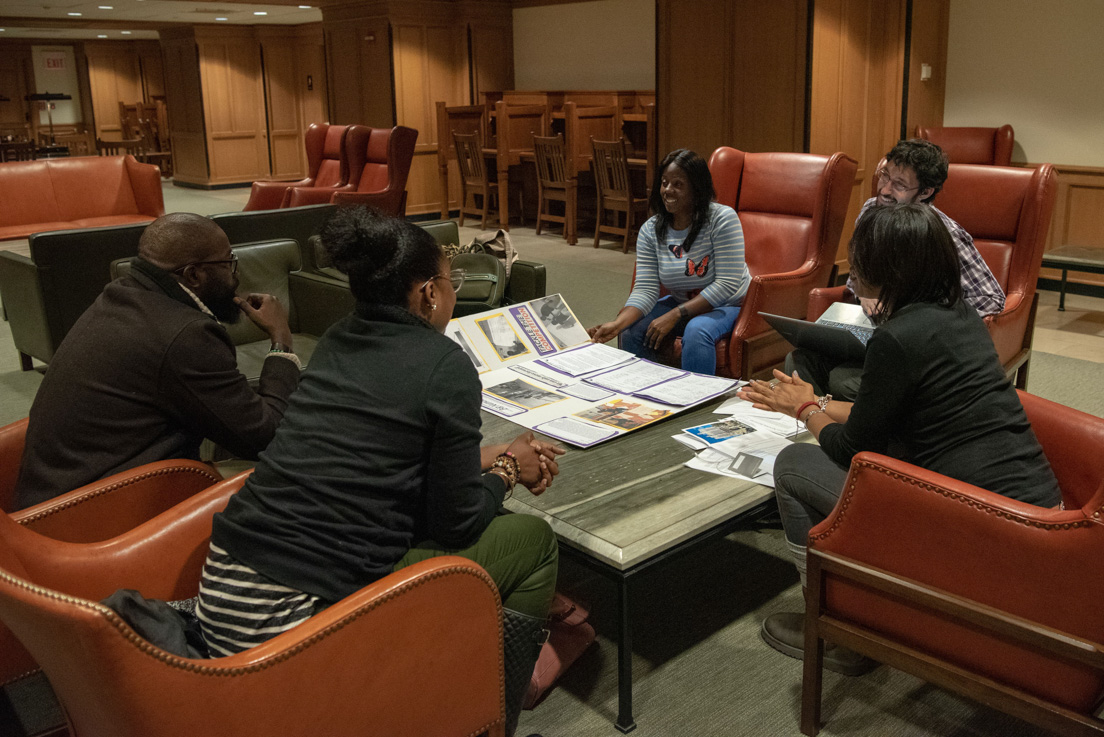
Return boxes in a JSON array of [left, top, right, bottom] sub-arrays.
[[659, 164, 693, 221]]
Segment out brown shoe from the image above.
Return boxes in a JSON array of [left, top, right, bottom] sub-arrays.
[[760, 612, 877, 676]]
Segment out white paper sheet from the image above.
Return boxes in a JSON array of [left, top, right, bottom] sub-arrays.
[[585, 359, 686, 394], [633, 373, 737, 406], [536, 342, 636, 377]]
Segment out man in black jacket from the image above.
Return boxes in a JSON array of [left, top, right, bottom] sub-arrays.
[[14, 213, 301, 509]]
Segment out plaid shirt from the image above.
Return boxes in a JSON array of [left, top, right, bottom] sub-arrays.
[[850, 198, 1006, 318]]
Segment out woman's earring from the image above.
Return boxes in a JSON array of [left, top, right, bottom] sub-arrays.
[[431, 304, 438, 311]]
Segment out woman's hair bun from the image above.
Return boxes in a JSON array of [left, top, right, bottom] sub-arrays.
[[321, 206, 400, 276]]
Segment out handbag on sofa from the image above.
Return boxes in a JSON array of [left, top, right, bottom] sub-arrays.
[[523, 592, 597, 709], [451, 252, 506, 314]]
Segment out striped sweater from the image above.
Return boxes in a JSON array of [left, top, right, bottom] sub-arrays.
[[624, 202, 750, 315]]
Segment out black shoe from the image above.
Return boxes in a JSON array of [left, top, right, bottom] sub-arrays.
[[760, 612, 877, 676]]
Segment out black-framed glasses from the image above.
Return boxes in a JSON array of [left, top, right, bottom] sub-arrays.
[[420, 268, 465, 293], [875, 167, 921, 196], [174, 253, 239, 276]]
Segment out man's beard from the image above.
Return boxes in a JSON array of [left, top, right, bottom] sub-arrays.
[[203, 282, 241, 324]]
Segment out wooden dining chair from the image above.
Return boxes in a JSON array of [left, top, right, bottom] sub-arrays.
[[95, 138, 145, 158], [453, 130, 501, 229], [532, 133, 574, 243], [1, 141, 37, 162], [591, 137, 649, 253]]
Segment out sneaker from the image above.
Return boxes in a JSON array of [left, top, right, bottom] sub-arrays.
[[760, 612, 877, 676]]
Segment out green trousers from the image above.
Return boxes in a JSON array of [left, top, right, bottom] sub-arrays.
[[394, 513, 559, 618]]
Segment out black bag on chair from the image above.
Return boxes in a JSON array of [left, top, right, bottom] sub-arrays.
[[451, 251, 507, 316]]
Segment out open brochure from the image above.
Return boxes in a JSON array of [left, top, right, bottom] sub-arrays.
[[445, 294, 740, 447]]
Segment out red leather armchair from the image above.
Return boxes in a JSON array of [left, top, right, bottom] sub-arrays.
[[665, 147, 857, 379], [243, 123, 351, 211], [800, 391, 1104, 736], [287, 125, 419, 217], [807, 162, 1057, 388], [916, 124, 1015, 166], [0, 471, 506, 737]]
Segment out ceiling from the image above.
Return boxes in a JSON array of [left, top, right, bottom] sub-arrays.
[[0, 0, 324, 40]]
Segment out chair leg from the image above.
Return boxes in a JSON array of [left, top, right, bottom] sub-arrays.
[[19, 352, 33, 372], [535, 191, 545, 235], [593, 203, 603, 249]]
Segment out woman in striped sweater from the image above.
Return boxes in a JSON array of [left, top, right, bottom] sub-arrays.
[[588, 149, 750, 375]]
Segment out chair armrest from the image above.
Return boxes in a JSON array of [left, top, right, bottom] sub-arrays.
[[46, 557, 505, 736], [805, 285, 853, 321], [14, 472, 249, 602], [243, 180, 307, 212], [984, 290, 1030, 367], [285, 184, 353, 209], [0, 252, 52, 365], [1019, 391, 1104, 510], [288, 271, 355, 336], [331, 189, 405, 217], [124, 156, 166, 217], [10, 461, 222, 543], [505, 260, 546, 304], [0, 418, 29, 512]]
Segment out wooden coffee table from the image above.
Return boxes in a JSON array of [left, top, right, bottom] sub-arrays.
[[481, 400, 778, 732]]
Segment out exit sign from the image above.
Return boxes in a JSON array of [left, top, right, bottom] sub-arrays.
[[44, 54, 66, 70]]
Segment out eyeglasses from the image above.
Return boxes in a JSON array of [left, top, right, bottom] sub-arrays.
[[420, 268, 466, 294], [875, 167, 921, 196], [174, 253, 239, 276]]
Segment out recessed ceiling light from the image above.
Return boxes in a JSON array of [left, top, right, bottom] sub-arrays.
[[299, 5, 312, 8], [121, 30, 131, 34], [253, 11, 267, 15], [97, 34, 108, 38], [68, 12, 82, 16], [215, 17, 228, 21], [98, 5, 114, 9]]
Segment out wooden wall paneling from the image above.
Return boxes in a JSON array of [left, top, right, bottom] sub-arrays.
[[1044, 166, 1104, 287], [905, 0, 949, 136], [0, 47, 32, 139], [468, 15, 513, 105], [729, 1, 807, 153], [810, 0, 907, 270], [138, 42, 165, 100], [393, 19, 467, 216], [323, 10, 393, 128], [294, 34, 328, 134], [260, 31, 307, 180], [657, 0, 731, 159], [84, 44, 143, 141], [159, 30, 208, 184], [196, 29, 270, 185]]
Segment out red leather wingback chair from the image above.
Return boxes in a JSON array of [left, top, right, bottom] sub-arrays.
[[916, 124, 1015, 166], [287, 125, 419, 217], [807, 162, 1056, 388], [800, 391, 1104, 736], [243, 123, 351, 211], [663, 147, 856, 379], [0, 474, 507, 737]]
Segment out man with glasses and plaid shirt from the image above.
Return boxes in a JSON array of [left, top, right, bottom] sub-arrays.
[[14, 213, 300, 509], [786, 138, 1005, 400]]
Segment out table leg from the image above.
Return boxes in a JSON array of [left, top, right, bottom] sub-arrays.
[[615, 575, 637, 733], [1059, 269, 1068, 311]]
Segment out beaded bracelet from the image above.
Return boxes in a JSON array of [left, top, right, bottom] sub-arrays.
[[487, 468, 515, 500], [491, 452, 520, 489]]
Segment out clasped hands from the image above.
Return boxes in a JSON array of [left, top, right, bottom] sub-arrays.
[[735, 369, 817, 418], [505, 431, 565, 496]]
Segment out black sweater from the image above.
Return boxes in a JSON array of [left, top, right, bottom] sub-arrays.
[[819, 300, 1060, 507], [212, 304, 506, 603]]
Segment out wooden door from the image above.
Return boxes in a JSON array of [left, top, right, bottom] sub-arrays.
[[85, 43, 144, 142], [809, 0, 907, 269], [197, 30, 270, 186]]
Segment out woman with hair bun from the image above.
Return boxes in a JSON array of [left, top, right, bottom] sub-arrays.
[[588, 148, 751, 375], [196, 207, 563, 736]]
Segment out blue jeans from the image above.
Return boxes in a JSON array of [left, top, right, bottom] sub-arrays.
[[619, 295, 742, 375]]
